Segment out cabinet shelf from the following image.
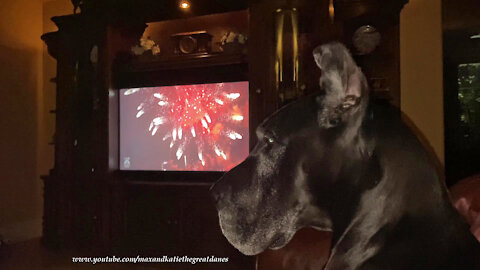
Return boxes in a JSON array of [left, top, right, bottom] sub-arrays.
[[118, 52, 247, 72], [114, 52, 248, 88]]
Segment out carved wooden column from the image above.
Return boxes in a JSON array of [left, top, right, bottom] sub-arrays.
[[41, 13, 110, 251], [248, 0, 409, 142]]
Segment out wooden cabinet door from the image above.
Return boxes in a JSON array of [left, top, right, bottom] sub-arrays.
[[124, 184, 182, 255]]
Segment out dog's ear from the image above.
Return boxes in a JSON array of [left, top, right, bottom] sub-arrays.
[[313, 42, 368, 128]]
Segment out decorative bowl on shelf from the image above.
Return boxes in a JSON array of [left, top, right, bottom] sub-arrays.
[[131, 36, 161, 57], [221, 42, 246, 54], [219, 31, 247, 54]]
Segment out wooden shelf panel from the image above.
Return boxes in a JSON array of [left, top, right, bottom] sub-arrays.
[[114, 53, 248, 88], [118, 52, 247, 72]]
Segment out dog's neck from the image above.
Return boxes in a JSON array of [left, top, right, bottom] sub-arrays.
[[318, 137, 479, 269], [323, 187, 479, 270], [323, 163, 408, 270]]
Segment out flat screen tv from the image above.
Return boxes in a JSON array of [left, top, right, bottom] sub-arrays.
[[119, 81, 249, 171]]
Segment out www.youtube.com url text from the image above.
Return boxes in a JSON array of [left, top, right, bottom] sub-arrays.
[[72, 255, 229, 265]]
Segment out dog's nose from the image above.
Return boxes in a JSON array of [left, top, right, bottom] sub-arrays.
[[210, 178, 225, 205], [211, 157, 252, 206], [211, 172, 234, 206], [211, 187, 220, 204]]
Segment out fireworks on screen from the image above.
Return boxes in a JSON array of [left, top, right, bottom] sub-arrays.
[[123, 83, 248, 170]]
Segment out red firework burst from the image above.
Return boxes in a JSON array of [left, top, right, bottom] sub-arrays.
[[124, 82, 249, 171]]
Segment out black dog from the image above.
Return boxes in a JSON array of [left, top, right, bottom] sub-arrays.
[[211, 42, 480, 269]]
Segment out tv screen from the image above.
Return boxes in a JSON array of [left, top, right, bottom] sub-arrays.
[[119, 82, 249, 171]]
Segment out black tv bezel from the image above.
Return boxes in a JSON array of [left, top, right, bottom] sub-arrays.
[[111, 57, 249, 183], [118, 81, 250, 173]]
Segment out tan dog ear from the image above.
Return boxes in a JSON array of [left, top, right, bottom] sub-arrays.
[[313, 42, 368, 128]]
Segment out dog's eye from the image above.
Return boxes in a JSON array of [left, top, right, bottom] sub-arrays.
[[263, 134, 275, 145], [262, 137, 274, 151], [260, 130, 278, 147]]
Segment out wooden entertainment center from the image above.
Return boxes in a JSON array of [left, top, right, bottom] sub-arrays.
[[41, 0, 407, 269]]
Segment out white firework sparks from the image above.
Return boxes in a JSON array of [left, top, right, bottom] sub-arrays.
[[226, 93, 240, 100], [125, 83, 246, 169], [227, 131, 243, 140], [124, 88, 141, 95], [136, 110, 145, 118], [232, 115, 244, 121]]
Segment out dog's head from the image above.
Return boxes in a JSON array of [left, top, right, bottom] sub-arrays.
[[210, 42, 370, 255]]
